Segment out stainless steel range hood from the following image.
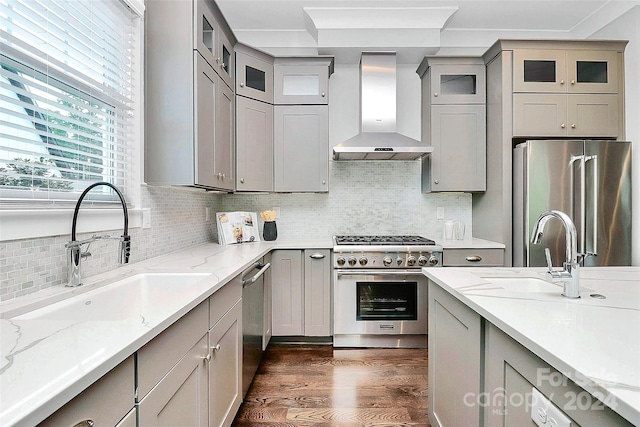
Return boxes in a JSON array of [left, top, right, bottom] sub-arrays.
[[333, 52, 432, 161]]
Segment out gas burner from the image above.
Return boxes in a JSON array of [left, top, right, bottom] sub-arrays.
[[334, 235, 436, 246]]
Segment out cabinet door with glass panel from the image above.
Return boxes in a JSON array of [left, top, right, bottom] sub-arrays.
[[428, 62, 486, 105], [513, 48, 620, 94], [235, 44, 274, 104], [273, 57, 334, 105]]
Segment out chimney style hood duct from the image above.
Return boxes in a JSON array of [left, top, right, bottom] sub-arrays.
[[333, 52, 432, 160]]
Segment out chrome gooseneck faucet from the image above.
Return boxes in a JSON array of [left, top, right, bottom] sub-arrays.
[[65, 182, 130, 287], [531, 210, 580, 298]]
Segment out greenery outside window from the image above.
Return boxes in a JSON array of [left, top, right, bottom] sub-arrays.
[[0, 0, 142, 206]]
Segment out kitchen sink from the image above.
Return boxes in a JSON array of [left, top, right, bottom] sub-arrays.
[[480, 277, 563, 293], [13, 273, 210, 321]]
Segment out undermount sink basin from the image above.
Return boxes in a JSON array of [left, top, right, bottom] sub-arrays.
[[14, 273, 210, 321], [480, 277, 563, 293]]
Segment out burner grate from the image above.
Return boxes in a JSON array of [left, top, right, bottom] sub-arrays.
[[334, 235, 436, 246]]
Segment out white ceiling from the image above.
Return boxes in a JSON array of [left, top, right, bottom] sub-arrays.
[[215, 0, 640, 63]]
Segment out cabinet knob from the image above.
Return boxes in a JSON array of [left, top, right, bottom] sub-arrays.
[[214, 344, 221, 352], [240, 82, 245, 87], [322, 180, 326, 185], [321, 92, 326, 97], [434, 92, 439, 97], [203, 353, 212, 362], [561, 123, 566, 129], [240, 178, 245, 183], [571, 80, 576, 85], [560, 80, 565, 85], [73, 421, 95, 427], [434, 180, 439, 184], [222, 173, 226, 179], [571, 123, 576, 129]]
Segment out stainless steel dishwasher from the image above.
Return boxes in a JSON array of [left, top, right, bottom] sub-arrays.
[[241, 258, 270, 397]]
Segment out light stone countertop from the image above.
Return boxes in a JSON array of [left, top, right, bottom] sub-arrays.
[[438, 237, 506, 249], [0, 238, 331, 427], [0, 235, 504, 426], [423, 266, 640, 425]]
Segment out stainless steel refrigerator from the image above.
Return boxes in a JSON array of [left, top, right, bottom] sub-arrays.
[[513, 140, 632, 267]]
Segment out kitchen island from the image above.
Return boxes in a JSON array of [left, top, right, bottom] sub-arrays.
[[423, 267, 640, 427]]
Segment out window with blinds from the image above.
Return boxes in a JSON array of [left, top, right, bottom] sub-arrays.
[[0, 0, 141, 204]]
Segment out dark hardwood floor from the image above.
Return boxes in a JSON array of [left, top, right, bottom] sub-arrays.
[[232, 344, 430, 426]]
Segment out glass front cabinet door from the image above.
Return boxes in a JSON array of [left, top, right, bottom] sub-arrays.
[[428, 62, 486, 105], [235, 44, 274, 104]]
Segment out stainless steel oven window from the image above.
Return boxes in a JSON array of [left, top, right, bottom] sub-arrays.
[[356, 281, 418, 321]]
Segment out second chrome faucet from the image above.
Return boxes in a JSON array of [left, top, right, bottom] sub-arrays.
[[531, 210, 581, 298]]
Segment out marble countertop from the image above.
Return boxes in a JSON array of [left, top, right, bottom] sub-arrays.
[[423, 266, 640, 425], [0, 235, 504, 426], [0, 238, 331, 427], [439, 237, 506, 249]]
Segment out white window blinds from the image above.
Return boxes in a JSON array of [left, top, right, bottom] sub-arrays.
[[0, 0, 139, 204]]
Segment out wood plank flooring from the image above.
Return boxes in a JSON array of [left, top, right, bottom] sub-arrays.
[[232, 344, 430, 426]]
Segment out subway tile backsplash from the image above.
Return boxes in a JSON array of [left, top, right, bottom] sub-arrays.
[[1, 161, 470, 301]]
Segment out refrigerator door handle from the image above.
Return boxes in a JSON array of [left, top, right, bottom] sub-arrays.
[[585, 154, 598, 256], [569, 154, 585, 255]]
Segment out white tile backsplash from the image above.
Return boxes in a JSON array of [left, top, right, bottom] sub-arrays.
[[1, 160, 470, 301]]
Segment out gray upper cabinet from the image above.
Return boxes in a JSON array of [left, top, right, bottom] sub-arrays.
[[274, 105, 329, 192], [236, 96, 274, 192], [145, 0, 235, 191], [418, 57, 486, 193], [511, 43, 623, 138], [236, 44, 274, 104], [194, 0, 234, 88], [273, 57, 334, 105]]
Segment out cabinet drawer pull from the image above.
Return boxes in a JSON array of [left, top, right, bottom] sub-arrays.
[[73, 421, 94, 427], [465, 255, 482, 262], [309, 252, 325, 260]]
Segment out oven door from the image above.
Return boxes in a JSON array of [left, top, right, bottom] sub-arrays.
[[333, 269, 428, 336]]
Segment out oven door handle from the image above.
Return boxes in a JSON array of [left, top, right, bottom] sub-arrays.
[[336, 270, 425, 278]]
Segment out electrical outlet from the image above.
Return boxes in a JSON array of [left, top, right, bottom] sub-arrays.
[[205, 207, 211, 222], [142, 208, 151, 229], [436, 207, 445, 219], [273, 206, 281, 218], [531, 388, 571, 427]]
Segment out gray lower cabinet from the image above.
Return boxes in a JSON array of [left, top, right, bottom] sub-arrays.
[[271, 249, 331, 336], [208, 300, 242, 427], [274, 106, 329, 192], [236, 96, 274, 191], [484, 323, 633, 427], [138, 335, 209, 426], [428, 281, 482, 427], [442, 248, 505, 267], [37, 356, 135, 427]]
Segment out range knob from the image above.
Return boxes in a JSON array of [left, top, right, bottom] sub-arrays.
[[396, 257, 404, 266], [382, 256, 393, 267], [406, 255, 417, 267], [336, 257, 346, 267], [359, 256, 368, 266], [417, 256, 428, 266], [428, 255, 440, 266], [348, 257, 357, 266]]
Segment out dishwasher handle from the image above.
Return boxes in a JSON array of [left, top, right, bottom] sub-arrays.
[[242, 262, 271, 287]]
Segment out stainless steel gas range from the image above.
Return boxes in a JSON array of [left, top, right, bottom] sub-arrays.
[[332, 235, 442, 348]]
